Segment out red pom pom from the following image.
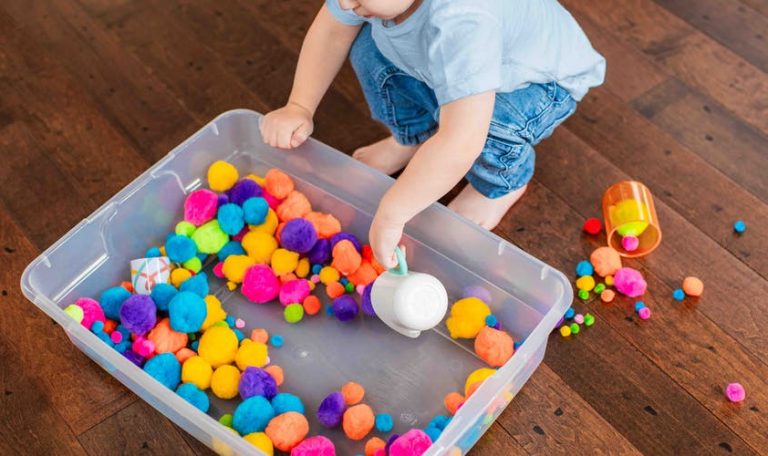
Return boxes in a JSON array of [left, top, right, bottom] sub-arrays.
[[583, 218, 602, 235]]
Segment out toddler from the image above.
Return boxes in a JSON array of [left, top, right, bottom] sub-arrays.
[[260, 0, 605, 267]]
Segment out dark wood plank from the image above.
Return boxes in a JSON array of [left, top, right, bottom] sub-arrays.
[[739, 0, 768, 17], [468, 423, 528, 456], [566, 88, 768, 279], [655, 0, 768, 73], [632, 79, 768, 203], [78, 401, 199, 455]]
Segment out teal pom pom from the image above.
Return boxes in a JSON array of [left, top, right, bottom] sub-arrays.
[[168, 291, 207, 333], [179, 272, 209, 298], [271, 393, 305, 415], [233, 396, 275, 435], [217, 241, 245, 262], [99, 286, 131, 321], [143, 353, 181, 390], [176, 383, 210, 413], [151, 283, 178, 312], [242, 197, 269, 225], [166, 235, 197, 263], [217, 203, 245, 236]]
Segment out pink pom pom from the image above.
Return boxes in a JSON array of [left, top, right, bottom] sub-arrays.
[[212, 262, 225, 278], [356, 284, 366, 295], [235, 318, 245, 329], [637, 307, 651, 320], [132, 337, 155, 358], [77, 297, 105, 330], [290, 435, 335, 455], [279, 279, 310, 306], [725, 383, 745, 402], [184, 189, 218, 226], [621, 235, 639, 252], [262, 189, 281, 209], [110, 331, 124, 344], [310, 274, 321, 284], [388, 429, 432, 456], [241, 265, 280, 304], [614, 267, 647, 298], [574, 314, 584, 324], [232, 226, 249, 242]]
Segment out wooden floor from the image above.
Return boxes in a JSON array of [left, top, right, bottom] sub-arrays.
[[1, 0, 767, 454]]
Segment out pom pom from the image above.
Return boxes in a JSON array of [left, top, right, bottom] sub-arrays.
[[227, 179, 262, 206], [233, 396, 276, 435], [201, 295, 227, 331], [184, 189, 219, 226], [217, 203, 245, 236], [621, 235, 639, 252], [147, 318, 188, 354], [375, 413, 393, 433], [330, 232, 362, 252], [319, 266, 341, 285], [168, 291, 207, 333], [302, 295, 322, 316], [682, 276, 704, 297], [318, 391, 346, 428], [251, 209, 279, 235], [361, 283, 375, 316], [284, 304, 304, 323], [725, 383, 746, 402], [280, 280, 311, 306], [176, 383, 210, 413], [175, 221, 196, 237], [465, 368, 496, 396], [265, 412, 309, 452], [179, 271, 209, 298], [341, 382, 365, 405], [331, 240, 362, 276], [223, 255, 256, 284], [614, 267, 647, 298], [170, 268, 192, 288], [119, 295, 157, 335], [236, 339, 269, 370], [575, 275, 596, 292], [242, 265, 281, 304], [332, 295, 359, 322], [444, 392, 464, 415], [271, 248, 300, 276], [242, 231, 278, 264], [217, 240, 246, 262], [290, 435, 335, 456], [590, 247, 622, 277], [365, 437, 386, 456], [474, 327, 514, 367], [575, 260, 593, 278], [271, 393, 305, 415], [280, 218, 318, 254], [211, 364, 241, 399], [276, 191, 311, 222], [99, 286, 131, 321], [583, 217, 602, 235], [347, 261, 378, 286], [265, 365, 284, 386], [243, 197, 270, 225], [198, 325, 239, 368], [166, 234, 197, 263], [304, 212, 342, 239], [264, 169, 294, 199], [190, 220, 229, 254], [446, 297, 491, 339], [388, 429, 432, 456], [208, 160, 239, 192], [143, 353, 181, 390], [240, 367, 279, 400], [342, 404, 375, 441], [243, 432, 273, 455], [181, 355, 213, 390]]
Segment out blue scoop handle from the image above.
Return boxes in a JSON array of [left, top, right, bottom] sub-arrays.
[[389, 246, 408, 276]]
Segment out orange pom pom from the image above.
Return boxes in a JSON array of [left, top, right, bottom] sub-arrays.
[[121, 281, 133, 293], [103, 319, 118, 334], [302, 295, 322, 315], [365, 437, 386, 456], [326, 281, 345, 299], [276, 191, 311, 222], [175, 347, 197, 364], [474, 327, 514, 367], [331, 240, 362, 275], [346, 261, 378, 286], [444, 392, 465, 415], [265, 169, 295, 199], [250, 328, 269, 344], [342, 404, 375, 441], [304, 212, 341, 239], [147, 318, 189, 354], [341, 382, 365, 405], [265, 365, 284, 386], [265, 412, 309, 452]]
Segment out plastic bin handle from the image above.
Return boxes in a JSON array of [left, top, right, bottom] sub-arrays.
[[389, 246, 408, 276]]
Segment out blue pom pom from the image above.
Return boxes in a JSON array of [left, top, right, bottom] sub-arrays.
[[270, 334, 284, 347], [484, 314, 498, 327], [226, 315, 236, 327], [217, 240, 246, 262], [232, 396, 275, 435], [100, 286, 131, 321], [176, 383, 210, 413], [95, 330, 113, 347], [424, 425, 442, 443], [733, 220, 746, 233], [151, 283, 178, 312], [197, 252, 208, 262], [114, 340, 131, 353], [375, 413, 394, 432], [234, 329, 245, 343], [217, 203, 245, 236], [311, 264, 322, 275], [672, 289, 685, 301], [428, 415, 450, 430], [190, 340, 199, 351], [179, 272, 209, 298], [634, 301, 646, 311], [339, 277, 349, 286], [271, 393, 305, 415], [575, 260, 593, 277], [146, 246, 162, 258], [243, 197, 269, 225], [564, 307, 575, 319], [91, 320, 105, 334], [168, 291, 207, 333], [143, 353, 181, 390], [166, 235, 197, 263]]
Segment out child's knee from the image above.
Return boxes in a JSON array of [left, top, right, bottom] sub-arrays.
[[467, 140, 535, 199]]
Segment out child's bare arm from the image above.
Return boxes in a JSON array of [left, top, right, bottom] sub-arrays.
[[369, 92, 496, 266], [260, 6, 361, 149]]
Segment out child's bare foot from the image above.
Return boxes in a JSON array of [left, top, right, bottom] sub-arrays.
[[353, 136, 418, 175], [448, 184, 527, 229]]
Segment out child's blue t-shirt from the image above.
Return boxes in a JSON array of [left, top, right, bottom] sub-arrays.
[[326, 0, 606, 105]]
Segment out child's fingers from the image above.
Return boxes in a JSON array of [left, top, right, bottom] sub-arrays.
[[289, 123, 312, 148], [276, 127, 294, 149]]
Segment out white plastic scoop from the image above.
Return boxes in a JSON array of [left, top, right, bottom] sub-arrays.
[[371, 247, 448, 338]]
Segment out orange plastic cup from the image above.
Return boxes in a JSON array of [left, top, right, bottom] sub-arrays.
[[602, 181, 661, 258]]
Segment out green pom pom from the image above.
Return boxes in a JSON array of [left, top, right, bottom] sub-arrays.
[[344, 282, 355, 293], [176, 221, 197, 237], [284, 303, 304, 323], [218, 413, 233, 428], [191, 220, 229, 254], [63, 304, 84, 323], [183, 256, 202, 273], [577, 289, 589, 300], [570, 323, 580, 334], [584, 313, 595, 327], [594, 283, 606, 294]]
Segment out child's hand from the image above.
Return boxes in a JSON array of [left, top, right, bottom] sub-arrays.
[[260, 102, 314, 149], [369, 212, 405, 269]]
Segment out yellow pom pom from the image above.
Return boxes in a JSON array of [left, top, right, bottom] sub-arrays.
[[222, 255, 256, 284], [446, 297, 491, 339], [181, 356, 213, 390], [246, 174, 267, 187], [210, 364, 241, 400], [242, 231, 278, 264], [226, 281, 237, 291], [235, 339, 269, 371], [201, 295, 227, 331], [198, 326, 239, 368], [319, 266, 340, 285], [271, 248, 299, 276], [170, 268, 192, 288], [605, 275, 615, 286], [207, 160, 239, 192], [465, 367, 496, 395], [308, 281, 316, 291], [250, 209, 278, 235], [575, 275, 596, 292], [295, 258, 310, 278], [243, 432, 274, 455]]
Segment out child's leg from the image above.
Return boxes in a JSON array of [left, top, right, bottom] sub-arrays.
[[450, 82, 577, 229], [348, 24, 439, 174]]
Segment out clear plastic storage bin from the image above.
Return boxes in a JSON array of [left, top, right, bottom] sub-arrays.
[[21, 110, 571, 455]]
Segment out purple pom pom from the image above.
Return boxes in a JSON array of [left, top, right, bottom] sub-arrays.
[[317, 391, 346, 428], [119, 295, 157, 336], [280, 218, 318, 254], [361, 282, 376, 316], [307, 239, 331, 265], [239, 367, 278, 400], [332, 295, 359, 322], [227, 179, 263, 206], [330, 232, 362, 252], [217, 194, 230, 208], [385, 433, 400, 454], [123, 349, 145, 367]]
